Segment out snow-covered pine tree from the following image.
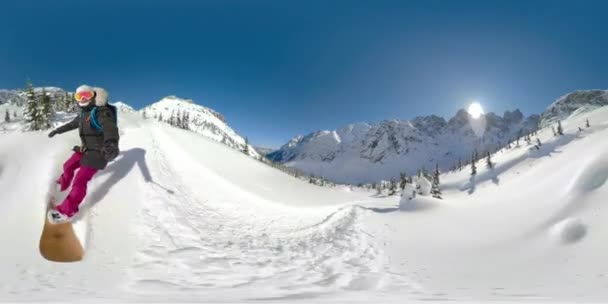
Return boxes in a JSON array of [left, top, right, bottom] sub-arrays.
[[24, 80, 41, 131], [183, 111, 191, 130], [399, 172, 407, 190], [586, 119, 590, 128], [13, 111, 17, 118], [40, 88, 53, 129], [458, 158, 462, 171], [244, 137, 250, 154], [63, 91, 70, 112], [431, 164, 442, 199], [485, 151, 493, 169], [176, 109, 182, 127], [169, 110, 176, 126], [4, 109, 9, 122], [578, 127, 583, 132], [388, 179, 397, 196], [471, 152, 477, 176], [158, 113, 163, 122], [375, 183, 382, 195], [557, 120, 564, 136], [142, 109, 147, 119]]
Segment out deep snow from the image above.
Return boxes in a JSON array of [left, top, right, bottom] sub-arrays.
[[1, 105, 608, 302]]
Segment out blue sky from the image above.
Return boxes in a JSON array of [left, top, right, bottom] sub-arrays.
[[1, 0, 607, 147]]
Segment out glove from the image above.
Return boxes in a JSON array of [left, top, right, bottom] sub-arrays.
[[101, 140, 119, 162], [48, 130, 57, 138]]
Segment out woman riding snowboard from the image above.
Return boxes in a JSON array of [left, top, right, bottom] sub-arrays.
[[47, 85, 119, 223]]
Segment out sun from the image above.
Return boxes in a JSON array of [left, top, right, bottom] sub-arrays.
[[467, 102, 484, 119]]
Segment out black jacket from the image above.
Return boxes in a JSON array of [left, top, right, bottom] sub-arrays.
[[55, 105, 119, 170]]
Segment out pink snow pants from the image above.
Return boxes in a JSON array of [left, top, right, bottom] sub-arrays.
[[56, 152, 98, 217]]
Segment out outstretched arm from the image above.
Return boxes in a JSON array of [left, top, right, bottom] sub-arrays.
[[49, 116, 79, 137]]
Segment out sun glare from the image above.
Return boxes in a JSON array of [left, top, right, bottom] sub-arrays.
[[467, 102, 484, 119]]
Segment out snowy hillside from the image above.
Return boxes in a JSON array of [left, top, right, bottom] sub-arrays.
[[140, 95, 259, 158], [269, 109, 539, 184], [270, 90, 606, 184], [1, 99, 608, 302], [540, 90, 608, 126]]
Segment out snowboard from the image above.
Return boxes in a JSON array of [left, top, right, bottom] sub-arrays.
[[38, 181, 85, 263]]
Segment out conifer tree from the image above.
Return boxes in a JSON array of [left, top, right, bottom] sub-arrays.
[[557, 120, 564, 136], [40, 88, 53, 129], [388, 179, 397, 196], [399, 172, 407, 190], [552, 126, 557, 136], [244, 137, 250, 154], [471, 152, 477, 176], [142, 109, 147, 119], [431, 164, 442, 199], [4, 109, 9, 123], [176, 109, 182, 127], [158, 113, 163, 122], [586, 119, 590, 128], [458, 158, 462, 171], [485, 151, 493, 169], [170, 110, 176, 126], [24, 80, 41, 131]]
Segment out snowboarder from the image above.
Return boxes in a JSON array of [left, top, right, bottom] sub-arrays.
[[46, 85, 119, 223]]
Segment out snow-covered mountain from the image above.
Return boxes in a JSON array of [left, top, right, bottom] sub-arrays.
[[540, 90, 608, 126], [113, 101, 136, 113], [269, 89, 606, 184], [269, 109, 540, 184], [139, 96, 259, 158]]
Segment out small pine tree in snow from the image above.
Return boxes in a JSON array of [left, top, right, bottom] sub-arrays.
[[470, 152, 477, 176], [158, 113, 163, 122], [375, 183, 383, 195], [388, 179, 397, 196], [399, 172, 407, 190], [557, 120, 564, 136], [578, 127, 583, 132], [169, 110, 176, 126], [4, 109, 9, 122], [586, 119, 590, 128], [142, 109, 147, 119], [431, 164, 442, 199], [458, 158, 462, 171], [24, 80, 44, 131], [13, 111, 17, 118], [40, 89, 53, 129], [176, 109, 182, 127], [243, 137, 250, 154], [485, 151, 493, 169]]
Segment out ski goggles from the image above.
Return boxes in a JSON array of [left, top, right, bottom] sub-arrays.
[[75, 91, 95, 102]]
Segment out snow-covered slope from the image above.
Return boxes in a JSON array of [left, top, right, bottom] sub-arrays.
[[140, 96, 259, 158], [1, 104, 608, 302], [269, 109, 539, 184]]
